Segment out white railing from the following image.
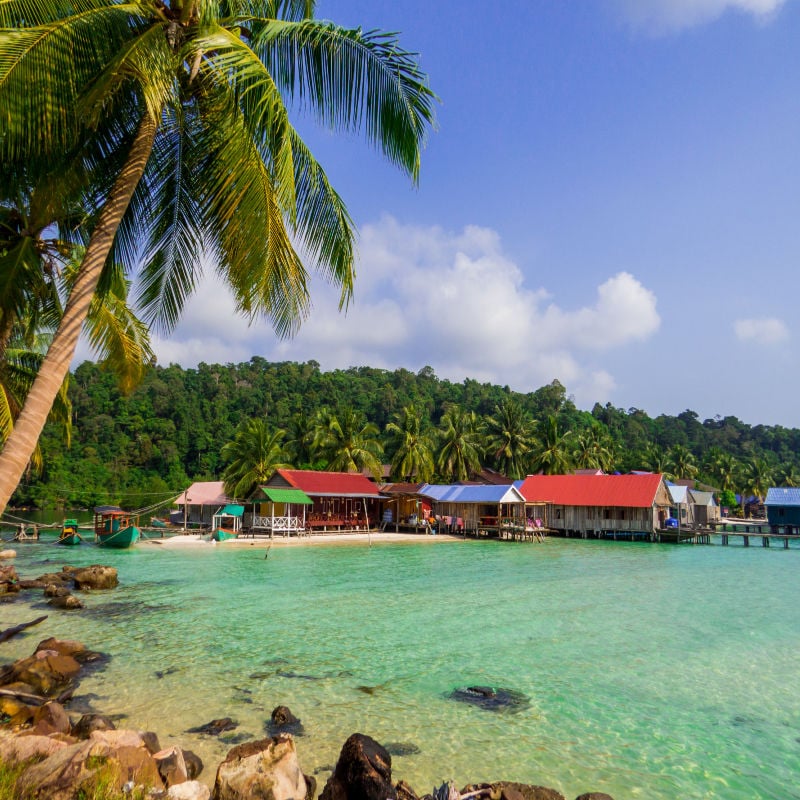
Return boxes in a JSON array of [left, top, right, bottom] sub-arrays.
[[252, 515, 303, 532]]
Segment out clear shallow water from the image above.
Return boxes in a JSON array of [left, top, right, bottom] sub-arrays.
[[1, 536, 798, 800]]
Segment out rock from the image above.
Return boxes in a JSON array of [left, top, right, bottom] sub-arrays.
[[70, 565, 119, 591], [461, 783, 566, 800], [44, 584, 71, 598], [384, 742, 421, 757], [267, 705, 304, 737], [17, 729, 164, 800], [213, 734, 308, 800], [72, 714, 117, 739], [169, 779, 211, 800], [36, 638, 87, 660], [320, 733, 396, 800], [28, 701, 71, 736], [182, 749, 204, 780], [187, 717, 238, 736], [0, 549, 17, 559], [32, 572, 72, 588], [7, 649, 82, 696], [0, 730, 68, 762], [155, 745, 189, 787], [448, 686, 530, 713], [574, 794, 615, 800], [48, 594, 85, 610], [397, 779, 420, 800], [139, 730, 162, 754]]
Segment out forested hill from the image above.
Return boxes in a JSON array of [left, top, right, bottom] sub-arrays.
[[12, 357, 800, 510]]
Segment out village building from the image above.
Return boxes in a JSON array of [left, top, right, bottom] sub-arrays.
[[418, 483, 527, 536], [764, 486, 800, 533], [174, 481, 232, 528], [258, 469, 383, 532], [518, 473, 671, 539]]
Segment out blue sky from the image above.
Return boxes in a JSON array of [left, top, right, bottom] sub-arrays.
[[141, 0, 800, 426]]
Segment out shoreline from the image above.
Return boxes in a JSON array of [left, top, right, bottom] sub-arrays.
[[140, 531, 467, 548]]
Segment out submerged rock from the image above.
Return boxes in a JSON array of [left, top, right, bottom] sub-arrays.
[[67, 565, 119, 591], [448, 686, 531, 713], [461, 782, 566, 800], [384, 742, 421, 757], [187, 717, 238, 736], [266, 705, 305, 737], [72, 713, 117, 739]]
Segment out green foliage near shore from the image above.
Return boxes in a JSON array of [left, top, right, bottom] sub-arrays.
[[10, 358, 800, 509]]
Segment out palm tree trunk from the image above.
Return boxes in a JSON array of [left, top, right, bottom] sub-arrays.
[[0, 116, 158, 515]]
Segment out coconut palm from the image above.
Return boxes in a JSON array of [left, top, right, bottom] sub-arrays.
[[573, 424, 615, 473], [221, 418, 291, 499], [742, 457, 774, 507], [777, 463, 800, 488], [436, 405, 483, 482], [0, 0, 436, 513], [314, 407, 383, 479], [530, 415, 573, 475], [385, 403, 435, 482], [703, 449, 739, 492], [667, 444, 698, 481], [641, 442, 669, 474], [483, 398, 535, 480], [284, 411, 316, 468]]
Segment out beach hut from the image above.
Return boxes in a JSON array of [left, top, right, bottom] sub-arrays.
[[174, 481, 233, 528], [418, 483, 527, 536], [667, 484, 694, 526], [688, 489, 719, 525], [262, 469, 382, 531], [211, 504, 245, 536], [247, 486, 313, 537], [378, 483, 430, 531], [518, 473, 671, 539], [765, 487, 800, 533]]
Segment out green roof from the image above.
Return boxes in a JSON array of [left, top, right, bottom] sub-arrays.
[[254, 487, 313, 505], [219, 504, 244, 516]]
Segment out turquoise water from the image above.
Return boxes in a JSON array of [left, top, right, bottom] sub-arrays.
[[1, 536, 798, 799]]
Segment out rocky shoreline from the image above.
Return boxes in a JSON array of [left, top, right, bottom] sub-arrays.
[[0, 556, 614, 800]]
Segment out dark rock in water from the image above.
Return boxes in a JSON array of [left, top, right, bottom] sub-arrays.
[[249, 672, 273, 680], [277, 669, 321, 681], [183, 749, 204, 780], [320, 733, 396, 800], [187, 717, 238, 735], [384, 742, 420, 757], [314, 764, 336, 776], [154, 667, 179, 679], [461, 782, 565, 800], [448, 686, 530, 713], [575, 793, 615, 800], [219, 731, 253, 745], [266, 704, 305, 737], [47, 593, 84, 610], [356, 685, 378, 695], [72, 713, 117, 739]]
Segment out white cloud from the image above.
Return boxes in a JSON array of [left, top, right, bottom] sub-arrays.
[[146, 217, 661, 408], [734, 317, 789, 344], [613, 0, 787, 31]]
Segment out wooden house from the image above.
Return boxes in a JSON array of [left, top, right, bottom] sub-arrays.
[[174, 481, 232, 528], [689, 489, 720, 524], [246, 486, 312, 537], [518, 473, 671, 539], [667, 484, 694, 526], [260, 469, 382, 531], [419, 483, 527, 536], [378, 483, 430, 531], [765, 487, 800, 533]]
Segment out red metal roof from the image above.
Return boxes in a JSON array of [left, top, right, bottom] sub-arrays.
[[275, 469, 382, 497], [519, 474, 666, 508]]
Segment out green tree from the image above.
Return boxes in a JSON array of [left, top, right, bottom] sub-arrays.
[[436, 405, 483, 482], [314, 406, 384, 479], [221, 418, 291, 499], [0, 0, 435, 513], [573, 424, 615, 473], [742, 457, 774, 509], [667, 444, 698, 481], [530, 415, 573, 475], [483, 398, 535, 479], [385, 403, 435, 482]]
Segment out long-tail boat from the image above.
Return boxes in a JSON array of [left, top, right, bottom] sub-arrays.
[[93, 506, 140, 548], [57, 519, 82, 546]]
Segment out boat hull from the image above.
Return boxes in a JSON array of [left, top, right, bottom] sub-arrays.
[[57, 534, 82, 546], [97, 526, 140, 548], [212, 529, 237, 542]]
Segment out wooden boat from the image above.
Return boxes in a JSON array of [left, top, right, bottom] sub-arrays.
[[58, 519, 82, 546], [93, 506, 140, 548], [211, 528, 237, 542]]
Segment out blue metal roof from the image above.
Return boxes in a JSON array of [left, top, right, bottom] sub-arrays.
[[765, 487, 800, 506], [419, 484, 524, 503]]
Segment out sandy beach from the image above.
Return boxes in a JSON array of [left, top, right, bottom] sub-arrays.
[[140, 530, 466, 548]]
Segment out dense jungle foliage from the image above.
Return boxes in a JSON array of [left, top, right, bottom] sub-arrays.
[[10, 358, 800, 510]]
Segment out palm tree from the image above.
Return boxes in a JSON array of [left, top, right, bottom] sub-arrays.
[[641, 442, 669, 474], [703, 449, 739, 492], [483, 398, 535, 480], [0, 0, 436, 513], [742, 457, 774, 511], [314, 407, 383, 479], [777, 463, 800, 488], [285, 411, 316, 468], [221, 418, 291, 499], [572, 424, 615, 473], [436, 405, 483, 482], [667, 444, 698, 481], [385, 404, 435, 482], [530, 415, 573, 475]]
